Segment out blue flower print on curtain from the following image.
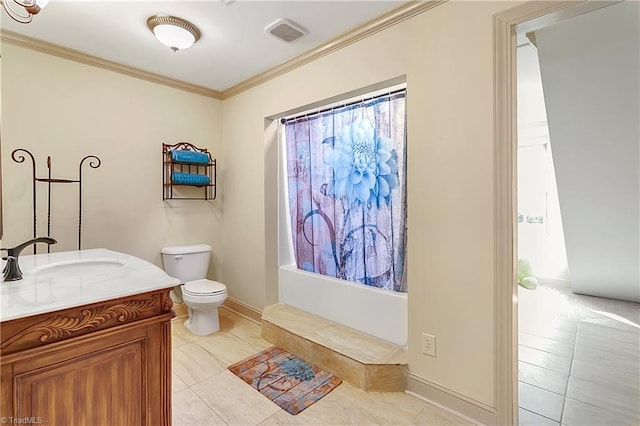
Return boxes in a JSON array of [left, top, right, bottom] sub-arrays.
[[284, 91, 407, 293], [324, 118, 399, 207]]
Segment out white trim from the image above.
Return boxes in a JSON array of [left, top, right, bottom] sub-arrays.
[[0, 30, 222, 99], [494, 7, 519, 424], [407, 373, 496, 425], [221, 297, 262, 324]]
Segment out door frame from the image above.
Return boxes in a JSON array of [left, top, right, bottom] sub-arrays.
[[493, 1, 620, 424]]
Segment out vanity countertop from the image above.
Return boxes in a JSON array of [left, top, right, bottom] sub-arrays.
[[0, 248, 180, 322]]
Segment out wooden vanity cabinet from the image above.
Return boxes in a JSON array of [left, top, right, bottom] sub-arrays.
[[0, 289, 174, 426]]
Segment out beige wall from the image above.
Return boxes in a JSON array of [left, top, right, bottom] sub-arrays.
[[221, 0, 518, 413], [0, 44, 223, 274], [406, 1, 518, 410]]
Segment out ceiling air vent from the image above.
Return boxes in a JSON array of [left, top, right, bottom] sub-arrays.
[[265, 18, 307, 43]]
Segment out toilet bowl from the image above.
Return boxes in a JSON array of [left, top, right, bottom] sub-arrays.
[[181, 279, 227, 335], [161, 244, 228, 336]]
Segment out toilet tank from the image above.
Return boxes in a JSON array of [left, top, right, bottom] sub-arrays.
[[161, 244, 211, 283]]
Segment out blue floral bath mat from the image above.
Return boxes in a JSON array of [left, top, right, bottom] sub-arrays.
[[227, 346, 342, 415]]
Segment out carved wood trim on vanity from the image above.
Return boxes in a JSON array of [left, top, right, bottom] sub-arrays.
[[1, 290, 173, 355]]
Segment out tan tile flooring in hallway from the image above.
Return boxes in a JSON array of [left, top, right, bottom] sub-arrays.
[[518, 284, 640, 426], [171, 308, 472, 426]]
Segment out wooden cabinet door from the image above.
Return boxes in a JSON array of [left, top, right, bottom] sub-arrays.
[[12, 330, 148, 426]]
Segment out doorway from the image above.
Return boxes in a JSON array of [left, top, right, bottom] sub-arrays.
[[494, 1, 640, 425], [515, 9, 640, 422]]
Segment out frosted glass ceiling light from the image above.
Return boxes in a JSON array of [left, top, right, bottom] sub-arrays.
[[1, 0, 49, 24], [147, 14, 201, 52]]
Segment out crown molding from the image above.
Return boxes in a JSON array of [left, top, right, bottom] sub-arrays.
[[0, 1, 445, 101], [220, 0, 446, 99], [0, 29, 223, 99]]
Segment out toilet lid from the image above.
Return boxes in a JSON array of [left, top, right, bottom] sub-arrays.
[[183, 279, 227, 295]]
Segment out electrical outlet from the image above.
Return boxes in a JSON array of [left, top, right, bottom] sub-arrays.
[[421, 333, 436, 357]]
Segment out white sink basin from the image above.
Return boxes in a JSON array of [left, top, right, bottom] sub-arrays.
[[1, 248, 181, 322], [30, 258, 126, 278]]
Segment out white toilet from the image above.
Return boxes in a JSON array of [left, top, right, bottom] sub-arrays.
[[161, 244, 227, 336]]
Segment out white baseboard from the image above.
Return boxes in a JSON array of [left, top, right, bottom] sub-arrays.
[[222, 297, 263, 324], [406, 373, 496, 425], [172, 298, 263, 324]]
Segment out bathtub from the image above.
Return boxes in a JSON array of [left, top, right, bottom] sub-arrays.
[[276, 120, 407, 347], [278, 265, 408, 346]]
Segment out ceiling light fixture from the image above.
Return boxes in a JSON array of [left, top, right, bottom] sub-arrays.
[[147, 14, 201, 52], [1, 0, 49, 24]]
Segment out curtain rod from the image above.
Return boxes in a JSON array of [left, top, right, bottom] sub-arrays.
[[280, 87, 406, 124]]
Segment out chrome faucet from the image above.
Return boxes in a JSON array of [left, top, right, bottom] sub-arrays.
[[1, 237, 57, 281]]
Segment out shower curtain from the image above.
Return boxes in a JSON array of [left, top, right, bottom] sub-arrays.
[[284, 91, 407, 293]]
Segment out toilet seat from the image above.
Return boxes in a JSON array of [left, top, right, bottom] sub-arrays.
[[183, 279, 227, 296]]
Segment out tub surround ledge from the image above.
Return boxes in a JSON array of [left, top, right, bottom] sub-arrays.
[[262, 303, 408, 392]]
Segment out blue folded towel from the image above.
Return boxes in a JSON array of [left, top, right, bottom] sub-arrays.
[[171, 150, 210, 165], [171, 172, 211, 186]]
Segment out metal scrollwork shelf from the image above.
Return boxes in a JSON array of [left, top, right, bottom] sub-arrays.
[[163, 142, 217, 200], [11, 148, 102, 253]]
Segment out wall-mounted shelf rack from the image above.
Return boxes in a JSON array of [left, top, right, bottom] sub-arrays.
[[11, 148, 102, 253], [163, 142, 216, 200]]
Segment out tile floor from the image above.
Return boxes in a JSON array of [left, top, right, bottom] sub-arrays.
[[518, 284, 640, 425], [171, 307, 471, 426]]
